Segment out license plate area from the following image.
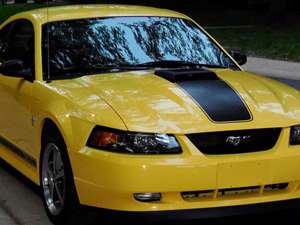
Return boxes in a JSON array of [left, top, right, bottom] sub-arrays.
[[217, 160, 272, 188]]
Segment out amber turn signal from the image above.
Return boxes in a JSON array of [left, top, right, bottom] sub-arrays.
[[90, 131, 120, 148]]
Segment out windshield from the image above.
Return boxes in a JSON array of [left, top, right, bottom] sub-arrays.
[[42, 16, 237, 80]]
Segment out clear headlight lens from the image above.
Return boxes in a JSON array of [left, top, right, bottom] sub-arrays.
[[290, 126, 300, 145], [87, 126, 182, 154]]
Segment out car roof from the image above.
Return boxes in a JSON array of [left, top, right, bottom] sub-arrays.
[[10, 4, 189, 25]]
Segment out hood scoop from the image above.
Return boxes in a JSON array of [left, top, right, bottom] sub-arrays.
[[154, 68, 218, 82]]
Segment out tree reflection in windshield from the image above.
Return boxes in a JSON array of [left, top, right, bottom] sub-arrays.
[[43, 16, 234, 79]]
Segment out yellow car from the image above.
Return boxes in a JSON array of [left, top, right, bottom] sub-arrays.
[[1, 4, 300, 225]]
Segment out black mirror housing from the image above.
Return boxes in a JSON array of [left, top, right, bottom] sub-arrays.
[[228, 50, 247, 66], [0, 59, 32, 78]]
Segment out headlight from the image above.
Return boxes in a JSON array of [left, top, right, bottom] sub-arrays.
[[87, 126, 182, 154], [290, 126, 300, 145]]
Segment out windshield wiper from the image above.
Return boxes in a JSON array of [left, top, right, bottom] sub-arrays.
[[134, 60, 227, 69], [49, 61, 227, 80]]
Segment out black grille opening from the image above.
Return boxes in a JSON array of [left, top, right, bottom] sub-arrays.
[[182, 190, 214, 200], [181, 182, 288, 201], [187, 128, 281, 154], [218, 186, 260, 196], [265, 183, 289, 192]]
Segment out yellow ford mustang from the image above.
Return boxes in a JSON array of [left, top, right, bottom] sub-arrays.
[[1, 4, 300, 225]]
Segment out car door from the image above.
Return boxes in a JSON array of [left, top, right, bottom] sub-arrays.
[[0, 19, 36, 165]]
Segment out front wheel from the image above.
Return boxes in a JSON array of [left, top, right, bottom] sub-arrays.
[[41, 142, 66, 217], [40, 135, 93, 225]]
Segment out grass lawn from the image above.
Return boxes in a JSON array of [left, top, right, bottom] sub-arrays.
[[0, 4, 44, 23], [207, 26, 300, 62]]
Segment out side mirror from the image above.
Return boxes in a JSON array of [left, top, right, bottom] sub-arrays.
[[0, 59, 32, 79], [228, 50, 247, 66]]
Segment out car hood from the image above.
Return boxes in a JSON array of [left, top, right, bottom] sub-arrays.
[[47, 69, 300, 134]]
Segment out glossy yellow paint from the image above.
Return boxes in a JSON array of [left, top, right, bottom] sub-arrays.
[[1, 5, 300, 212]]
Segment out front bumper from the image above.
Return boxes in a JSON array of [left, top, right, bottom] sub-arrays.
[[69, 128, 300, 212]]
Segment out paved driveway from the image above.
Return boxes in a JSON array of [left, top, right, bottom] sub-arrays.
[[0, 160, 50, 225], [1, 57, 300, 225], [244, 57, 300, 90], [244, 57, 300, 80]]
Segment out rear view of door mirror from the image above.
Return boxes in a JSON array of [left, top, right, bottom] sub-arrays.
[[0, 59, 32, 79], [228, 49, 247, 66]]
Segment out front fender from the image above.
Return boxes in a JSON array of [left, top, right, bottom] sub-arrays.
[[32, 81, 127, 160]]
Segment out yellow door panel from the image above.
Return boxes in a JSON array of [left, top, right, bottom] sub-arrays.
[[0, 140, 38, 183], [0, 76, 35, 159]]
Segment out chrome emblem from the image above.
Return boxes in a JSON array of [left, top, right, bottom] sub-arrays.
[[226, 135, 251, 146]]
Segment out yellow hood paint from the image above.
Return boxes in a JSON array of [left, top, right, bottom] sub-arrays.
[[46, 69, 300, 134]]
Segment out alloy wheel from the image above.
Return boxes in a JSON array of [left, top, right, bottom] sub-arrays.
[[41, 143, 66, 216]]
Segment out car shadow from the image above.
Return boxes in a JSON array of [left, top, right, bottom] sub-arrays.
[[0, 158, 40, 196], [104, 212, 300, 225]]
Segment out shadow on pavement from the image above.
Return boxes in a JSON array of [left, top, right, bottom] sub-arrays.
[[0, 158, 40, 196]]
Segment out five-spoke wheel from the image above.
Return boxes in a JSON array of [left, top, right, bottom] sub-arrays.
[[41, 143, 66, 216]]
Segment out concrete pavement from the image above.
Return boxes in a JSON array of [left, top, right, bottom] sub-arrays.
[[0, 160, 51, 225], [0, 206, 18, 225], [0, 57, 300, 225], [244, 57, 300, 90], [244, 57, 300, 80]]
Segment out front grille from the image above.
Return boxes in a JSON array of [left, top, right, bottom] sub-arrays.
[[187, 128, 281, 154], [181, 183, 289, 201]]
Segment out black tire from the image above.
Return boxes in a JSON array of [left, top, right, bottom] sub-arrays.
[[40, 133, 95, 225]]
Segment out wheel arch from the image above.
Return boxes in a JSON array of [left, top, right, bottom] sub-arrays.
[[36, 115, 73, 184], [39, 115, 72, 149]]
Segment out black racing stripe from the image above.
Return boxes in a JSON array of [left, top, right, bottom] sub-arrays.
[[0, 136, 37, 168], [155, 69, 251, 122], [178, 79, 251, 122]]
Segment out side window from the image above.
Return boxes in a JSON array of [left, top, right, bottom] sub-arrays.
[[1, 20, 35, 76], [0, 23, 12, 61]]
